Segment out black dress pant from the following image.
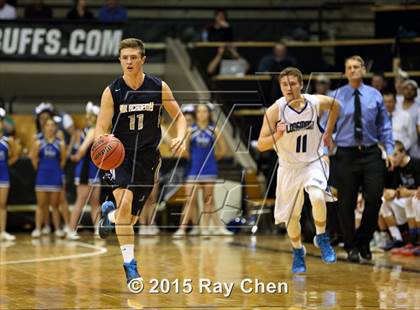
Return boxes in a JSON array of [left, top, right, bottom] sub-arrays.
[[336, 146, 386, 250], [326, 155, 341, 238]]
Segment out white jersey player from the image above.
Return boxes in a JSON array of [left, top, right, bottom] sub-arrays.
[[275, 93, 325, 166], [257, 67, 340, 274]]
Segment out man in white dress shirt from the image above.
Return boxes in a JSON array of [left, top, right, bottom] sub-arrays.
[[383, 91, 417, 152], [396, 80, 420, 157]]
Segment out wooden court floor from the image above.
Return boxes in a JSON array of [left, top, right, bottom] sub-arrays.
[[0, 235, 419, 309]]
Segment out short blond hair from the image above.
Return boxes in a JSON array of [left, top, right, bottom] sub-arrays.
[[119, 38, 145, 57], [345, 55, 365, 67], [278, 67, 303, 85]]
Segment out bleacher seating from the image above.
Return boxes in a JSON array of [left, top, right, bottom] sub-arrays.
[[12, 0, 405, 40], [190, 38, 420, 75]]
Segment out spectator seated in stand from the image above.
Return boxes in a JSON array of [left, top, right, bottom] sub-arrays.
[[371, 72, 388, 94], [24, 0, 52, 19], [0, 0, 16, 20], [207, 44, 249, 76], [257, 41, 296, 73], [97, 0, 127, 23], [66, 0, 94, 20], [203, 9, 233, 42], [313, 75, 333, 96]]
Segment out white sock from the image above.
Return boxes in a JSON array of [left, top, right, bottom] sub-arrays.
[[388, 226, 402, 241], [121, 244, 135, 263], [107, 210, 116, 223]]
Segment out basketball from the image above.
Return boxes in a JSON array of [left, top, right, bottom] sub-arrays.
[[90, 135, 125, 170]]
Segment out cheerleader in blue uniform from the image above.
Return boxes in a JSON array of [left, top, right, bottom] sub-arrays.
[[174, 104, 231, 236], [30, 118, 66, 238], [67, 102, 101, 240], [33, 103, 71, 235], [0, 108, 18, 241]]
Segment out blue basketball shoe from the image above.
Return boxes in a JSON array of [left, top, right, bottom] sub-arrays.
[[98, 201, 116, 239], [314, 233, 337, 264], [124, 259, 143, 292], [292, 246, 306, 274]]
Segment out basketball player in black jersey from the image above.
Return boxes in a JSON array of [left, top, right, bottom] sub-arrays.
[[94, 38, 187, 291]]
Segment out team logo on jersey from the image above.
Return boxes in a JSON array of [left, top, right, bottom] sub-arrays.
[[44, 146, 57, 158], [196, 134, 211, 147], [286, 120, 314, 133], [119, 102, 154, 114]]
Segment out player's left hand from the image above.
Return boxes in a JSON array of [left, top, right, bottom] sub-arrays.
[[323, 132, 332, 147], [416, 188, 420, 200], [385, 155, 394, 171], [383, 189, 397, 201], [170, 137, 185, 156]]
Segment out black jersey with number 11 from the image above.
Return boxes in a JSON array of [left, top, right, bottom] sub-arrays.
[[109, 74, 163, 151]]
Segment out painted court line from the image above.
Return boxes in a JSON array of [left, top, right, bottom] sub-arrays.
[[0, 242, 107, 265]]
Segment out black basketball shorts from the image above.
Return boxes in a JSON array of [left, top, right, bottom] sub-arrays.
[[111, 147, 161, 216]]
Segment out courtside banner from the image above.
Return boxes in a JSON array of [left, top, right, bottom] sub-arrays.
[[0, 21, 124, 61]]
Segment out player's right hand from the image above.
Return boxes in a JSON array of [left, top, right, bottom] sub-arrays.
[[94, 133, 113, 143], [323, 132, 333, 148], [383, 189, 396, 201], [396, 187, 411, 198], [274, 121, 286, 140]]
